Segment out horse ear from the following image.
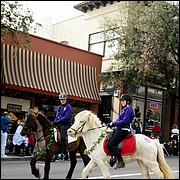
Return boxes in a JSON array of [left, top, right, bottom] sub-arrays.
[[88, 112, 91, 121]]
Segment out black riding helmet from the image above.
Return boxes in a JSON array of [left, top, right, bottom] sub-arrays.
[[120, 94, 132, 104]]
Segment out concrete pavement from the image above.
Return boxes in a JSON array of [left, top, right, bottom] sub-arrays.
[[1, 155, 33, 161]]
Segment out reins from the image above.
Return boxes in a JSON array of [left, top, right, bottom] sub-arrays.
[[36, 128, 51, 142], [70, 120, 103, 136], [70, 121, 86, 136], [87, 126, 103, 131]]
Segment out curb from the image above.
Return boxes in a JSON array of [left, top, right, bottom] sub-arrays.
[[1, 156, 33, 161], [1, 154, 82, 161]]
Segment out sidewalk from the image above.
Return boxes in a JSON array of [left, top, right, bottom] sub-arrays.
[[1, 155, 33, 161], [1, 153, 82, 161]]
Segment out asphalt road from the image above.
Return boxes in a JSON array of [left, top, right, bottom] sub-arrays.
[[1, 156, 179, 179]]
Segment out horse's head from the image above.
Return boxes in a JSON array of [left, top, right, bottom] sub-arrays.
[[67, 110, 102, 137], [20, 110, 37, 136]]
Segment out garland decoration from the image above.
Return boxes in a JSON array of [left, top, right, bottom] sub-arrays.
[[35, 127, 55, 156], [83, 131, 106, 156]]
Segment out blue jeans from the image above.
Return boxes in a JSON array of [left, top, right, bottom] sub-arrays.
[[1, 130, 8, 155]]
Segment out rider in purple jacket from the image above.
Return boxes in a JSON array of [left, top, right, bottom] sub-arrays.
[[107, 94, 135, 169], [54, 93, 73, 160], [54, 102, 72, 126]]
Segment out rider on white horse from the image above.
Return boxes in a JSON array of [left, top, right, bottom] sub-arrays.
[[107, 93, 135, 169]]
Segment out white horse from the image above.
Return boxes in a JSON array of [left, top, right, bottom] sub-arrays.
[[67, 110, 175, 179]]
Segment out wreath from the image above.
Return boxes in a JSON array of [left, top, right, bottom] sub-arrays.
[[83, 131, 106, 156]]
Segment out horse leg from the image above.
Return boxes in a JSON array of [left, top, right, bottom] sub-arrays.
[[82, 154, 91, 166], [82, 159, 97, 179], [96, 159, 111, 179], [30, 157, 41, 178], [65, 150, 77, 179], [43, 157, 52, 179], [148, 163, 164, 179], [79, 148, 90, 167], [137, 160, 151, 179], [139, 158, 164, 179]]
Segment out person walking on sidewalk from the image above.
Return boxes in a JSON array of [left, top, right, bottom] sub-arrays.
[[1, 111, 11, 158]]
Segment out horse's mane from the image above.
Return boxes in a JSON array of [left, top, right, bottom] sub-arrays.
[[26, 112, 36, 121], [77, 110, 102, 128], [36, 111, 53, 129]]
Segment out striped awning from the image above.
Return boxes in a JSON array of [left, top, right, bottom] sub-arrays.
[[1, 44, 101, 102]]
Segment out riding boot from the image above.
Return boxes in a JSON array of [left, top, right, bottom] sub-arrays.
[[114, 154, 125, 169], [110, 156, 117, 167]]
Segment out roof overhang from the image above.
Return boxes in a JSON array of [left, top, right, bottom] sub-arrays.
[[74, 1, 121, 13]]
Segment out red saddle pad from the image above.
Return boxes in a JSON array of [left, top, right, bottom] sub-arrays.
[[103, 134, 137, 156]]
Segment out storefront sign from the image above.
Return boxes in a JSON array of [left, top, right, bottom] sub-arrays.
[[7, 104, 22, 112]]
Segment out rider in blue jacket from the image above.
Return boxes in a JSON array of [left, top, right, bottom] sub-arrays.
[[54, 93, 73, 160], [107, 94, 135, 169]]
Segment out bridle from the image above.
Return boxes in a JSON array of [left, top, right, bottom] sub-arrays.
[[22, 111, 54, 142], [70, 121, 86, 136], [22, 125, 34, 134], [70, 118, 102, 136]]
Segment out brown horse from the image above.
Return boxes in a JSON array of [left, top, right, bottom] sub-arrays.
[[20, 109, 90, 179]]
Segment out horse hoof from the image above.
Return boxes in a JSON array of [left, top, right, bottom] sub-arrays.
[[38, 174, 41, 179], [33, 168, 41, 179]]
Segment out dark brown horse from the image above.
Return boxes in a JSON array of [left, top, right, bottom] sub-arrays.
[[20, 109, 90, 179]]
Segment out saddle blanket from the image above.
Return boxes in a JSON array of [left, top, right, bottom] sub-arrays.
[[54, 128, 58, 142], [68, 135, 77, 143], [103, 134, 137, 156]]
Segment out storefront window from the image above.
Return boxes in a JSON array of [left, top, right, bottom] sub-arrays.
[[128, 85, 145, 97], [147, 88, 163, 100], [132, 98, 145, 133], [145, 101, 162, 129], [129, 85, 163, 137], [145, 87, 163, 138]]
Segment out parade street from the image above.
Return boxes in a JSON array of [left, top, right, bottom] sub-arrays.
[[1, 156, 179, 179]]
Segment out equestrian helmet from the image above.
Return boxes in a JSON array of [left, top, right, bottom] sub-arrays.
[[120, 94, 132, 104], [59, 93, 68, 100]]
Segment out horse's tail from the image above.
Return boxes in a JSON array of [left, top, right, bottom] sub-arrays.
[[154, 140, 175, 179]]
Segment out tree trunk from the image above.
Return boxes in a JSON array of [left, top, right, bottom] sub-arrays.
[[161, 91, 177, 142], [161, 91, 172, 142]]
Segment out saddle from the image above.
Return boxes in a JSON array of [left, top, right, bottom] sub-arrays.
[[103, 132, 137, 156]]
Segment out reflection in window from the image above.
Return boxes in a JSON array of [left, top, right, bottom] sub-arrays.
[[145, 101, 162, 131], [89, 42, 104, 56], [147, 88, 163, 100], [128, 85, 145, 97], [89, 32, 104, 43], [132, 98, 145, 133], [89, 31, 119, 57], [105, 39, 118, 57]]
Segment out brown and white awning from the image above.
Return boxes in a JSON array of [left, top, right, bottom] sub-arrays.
[[1, 43, 101, 103]]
